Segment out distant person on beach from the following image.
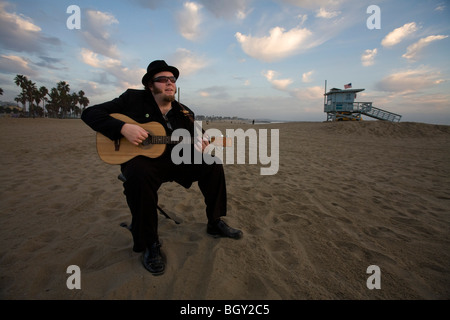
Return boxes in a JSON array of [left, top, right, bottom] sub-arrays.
[[81, 60, 242, 275]]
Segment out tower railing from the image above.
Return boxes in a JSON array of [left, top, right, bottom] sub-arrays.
[[353, 102, 402, 122]]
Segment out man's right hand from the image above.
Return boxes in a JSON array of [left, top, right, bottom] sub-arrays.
[[120, 123, 149, 146]]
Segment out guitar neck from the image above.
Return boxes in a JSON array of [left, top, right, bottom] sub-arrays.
[[144, 136, 225, 146], [146, 135, 180, 145]]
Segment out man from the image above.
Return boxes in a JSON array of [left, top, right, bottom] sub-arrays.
[[82, 60, 242, 276]]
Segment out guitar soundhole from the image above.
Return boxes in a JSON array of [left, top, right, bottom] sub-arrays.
[[141, 135, 152, 148]]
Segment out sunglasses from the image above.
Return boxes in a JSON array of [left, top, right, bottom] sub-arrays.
[[152, 76, 177, 83]]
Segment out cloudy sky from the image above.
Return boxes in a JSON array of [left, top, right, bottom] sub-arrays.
[[0, 0, 449, 123]]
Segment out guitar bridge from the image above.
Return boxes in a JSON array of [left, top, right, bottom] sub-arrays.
[[114, 139, 120, 151]]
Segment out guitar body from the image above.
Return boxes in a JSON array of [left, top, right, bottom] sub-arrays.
[[96, 113, 167, 164]]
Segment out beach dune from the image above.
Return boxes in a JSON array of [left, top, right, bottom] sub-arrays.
[[0, 117, 449, 299]]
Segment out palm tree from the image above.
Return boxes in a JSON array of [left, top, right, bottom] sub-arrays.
[[14, 75, 37, 116], [13, 76, 89, 119], [56, 81, 70, 118], [14, 92, 27, 114], [26, 79, 37, 117], [39, 86, 49, 117], [14, 75, 28, 112], [77, 90, 89, 115], [70, 92, 79, 117], [33, 87, 44, 117], [14, 75, 27, 88], [46, 87, 60, 118]]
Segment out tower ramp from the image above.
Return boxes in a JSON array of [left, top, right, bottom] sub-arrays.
[[355, 103, 402, 122]]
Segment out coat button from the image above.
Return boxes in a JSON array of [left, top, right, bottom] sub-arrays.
[[145, 113, 149, 118]]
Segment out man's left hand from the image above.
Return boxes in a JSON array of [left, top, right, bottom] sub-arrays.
[[194, 135, 210, 153]]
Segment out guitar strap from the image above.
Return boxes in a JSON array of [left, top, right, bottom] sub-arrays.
[[177, 101, 195, 123], [177, 101, 205, 135]]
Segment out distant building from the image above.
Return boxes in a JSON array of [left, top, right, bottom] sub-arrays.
[[324, 87, 401, 122]]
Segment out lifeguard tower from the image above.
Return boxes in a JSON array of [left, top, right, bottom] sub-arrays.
[[324, 87, 401, 122]]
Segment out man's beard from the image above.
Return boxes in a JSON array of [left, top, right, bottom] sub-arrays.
[[152, 86, 176, 102], [163, 94, 176, 103]]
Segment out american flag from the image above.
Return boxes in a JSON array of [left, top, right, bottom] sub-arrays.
[[344, 83, 352, 89]]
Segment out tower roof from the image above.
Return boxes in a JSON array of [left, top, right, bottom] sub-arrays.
[[325, 88, 365, 95]]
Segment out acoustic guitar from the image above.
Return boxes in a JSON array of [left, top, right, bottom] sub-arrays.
[[96, 113, 231, 164]]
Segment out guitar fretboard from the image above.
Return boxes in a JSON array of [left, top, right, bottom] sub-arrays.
[[143, 136, 197, 146]]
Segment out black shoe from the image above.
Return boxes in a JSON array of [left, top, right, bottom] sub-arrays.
[[142, 242, 165, 275], [207, 220, 243, 239]]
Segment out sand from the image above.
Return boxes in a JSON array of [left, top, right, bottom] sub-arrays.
[[0, 117, 449, 300]]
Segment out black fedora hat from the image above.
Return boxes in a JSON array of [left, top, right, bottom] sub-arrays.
[[142, 60, 179, 86]]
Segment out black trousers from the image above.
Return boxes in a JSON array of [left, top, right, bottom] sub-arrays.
[[121, 155, 227, 252]]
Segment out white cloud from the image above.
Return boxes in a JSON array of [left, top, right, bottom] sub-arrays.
[[82, 10, 119, 58], [177, 2, 203, 41], [170, 48, 209, 76], [292, 86, 324, 100], [316, 7, 340, 19], [196, 86, 230, 100], [80, 48, 145, 89], [236, 9, 249, 20], [0, 3, 40, 32], [297, 14, 308, 25], [0, 1, 59, 53], [236, 26, 314, 62], [78, 10, 150, 91], [80, 48, 121, 69], [302, 70, 314, 82], [263, 70, 293, 90], [381, 22, 418, 47], [271, 78, 294, 90], [0, 54, 37, 76], [86, 10, 118, 32], [361, 48, 377, 66], [376, 66, 445, 93], [264, 70, 276, 81], [402, 35, 448, 61]]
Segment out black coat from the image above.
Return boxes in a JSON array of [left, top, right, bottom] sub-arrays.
[[81, 89, 195, 142]]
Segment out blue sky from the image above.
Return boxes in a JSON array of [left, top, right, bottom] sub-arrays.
[[0, 0, 449, 124]]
